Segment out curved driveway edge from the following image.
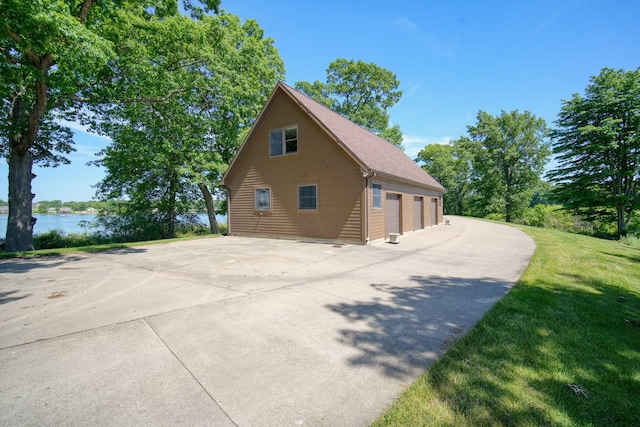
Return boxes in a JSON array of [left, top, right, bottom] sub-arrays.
[[0, 216, 535, 426]]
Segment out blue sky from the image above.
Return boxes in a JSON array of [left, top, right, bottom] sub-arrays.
[[1, 0, 639, 202]]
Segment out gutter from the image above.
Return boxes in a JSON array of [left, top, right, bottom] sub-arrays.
[[223, 185, 231, 236], [371, 170, 447, 194]]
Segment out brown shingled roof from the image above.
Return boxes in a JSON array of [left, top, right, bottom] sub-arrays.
[[278, 82, 445, 192]]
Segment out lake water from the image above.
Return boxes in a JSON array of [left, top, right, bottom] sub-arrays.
[[0, 213, 227, 239]]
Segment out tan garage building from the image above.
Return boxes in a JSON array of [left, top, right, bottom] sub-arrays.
[[221, 82, 445, 244]]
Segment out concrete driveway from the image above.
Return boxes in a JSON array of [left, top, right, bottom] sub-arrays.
[[0, 216, 534, 426]]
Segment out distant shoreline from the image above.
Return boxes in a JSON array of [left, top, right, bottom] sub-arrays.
[[1, 212, 213, 216], [0, 213, 98, 216], [1, 213, 226, 239]]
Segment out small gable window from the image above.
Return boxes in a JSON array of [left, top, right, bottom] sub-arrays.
[[255, 188, 271, 211], [372, 184, 382, 209], [270, 126, 298, 157], [298, 185, 317, 210]]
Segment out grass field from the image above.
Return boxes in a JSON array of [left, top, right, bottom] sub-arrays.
[[373, 225, 640, 426]]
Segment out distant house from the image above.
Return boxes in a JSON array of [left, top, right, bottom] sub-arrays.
[[0, 206, 8, 215], [220, 82, 446, 244], [47, 207, 57, 214], [59, 207, 73, 214]]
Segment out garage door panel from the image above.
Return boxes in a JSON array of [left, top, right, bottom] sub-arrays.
[[386, 194, 400, 235], [413, 197, 423, 230], [431, 198, 438, 226]]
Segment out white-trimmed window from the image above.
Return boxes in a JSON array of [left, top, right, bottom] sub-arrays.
[[255, 188, 271, 211], [270, 126, 298, 156], [298, 185, 317, 210], [372, 184, 382, 209]]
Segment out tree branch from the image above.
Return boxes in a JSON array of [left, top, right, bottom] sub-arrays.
[[17, 74, 50, 155], [5, 27, 41, 67], [68, 94, 91, 103], [59, 88, 190, 109], [77, 0, 97, 24], [121, 88, 189, 104], [4, 26, 22, 43], [0, 46, 20, 64]]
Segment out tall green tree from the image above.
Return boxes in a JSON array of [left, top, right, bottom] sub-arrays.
[[416, 138, 473, 215], [548, 68, 640, 237], [0, 0, 219, 251], [467, 110, 551, 222], [295, 58, 404, 147], [93, 13, 284, 239]]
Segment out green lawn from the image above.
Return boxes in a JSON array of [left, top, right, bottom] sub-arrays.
[[373, 226, 640, 426]]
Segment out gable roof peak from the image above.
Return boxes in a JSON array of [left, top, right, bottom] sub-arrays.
[[277, 82, 445, 192]]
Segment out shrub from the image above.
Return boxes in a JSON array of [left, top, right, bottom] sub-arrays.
[[34, 229, 68, 250], [620, 234, 640, 247], [484, 213, 505, 221], [519, 205, 574, 231], [627, 215, 640, 236], [33, 230, 112, 250]]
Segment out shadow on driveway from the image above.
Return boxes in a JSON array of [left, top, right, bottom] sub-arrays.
[[327, 275, 512, 379], [0, 247, 147, 274], [0, 290, 30, 305]]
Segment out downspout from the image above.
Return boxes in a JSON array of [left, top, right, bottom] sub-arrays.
[[364, 176, 369, 244], [223, 186, 231, 236], [362, 170, 376, 243]]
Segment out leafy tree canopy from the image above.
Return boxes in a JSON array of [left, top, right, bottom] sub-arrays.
[[416, 138, 473, 215], [92, 12, 285, 240], [467, 110, 551, 222], [295, 58, 404, 147], [548, 67, 640, 236], [1, 0, 223, 251]]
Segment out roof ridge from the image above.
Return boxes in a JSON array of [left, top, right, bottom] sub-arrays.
[[277, 81, 400, 147], [277, 82, 446, 192]]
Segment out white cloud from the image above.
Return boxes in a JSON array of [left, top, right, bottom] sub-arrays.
[[57, 119, 112, 142], [55, 119, 112, 164], [388, 16, 455, 57], [402, 135, 452, 160], [70, 144, 103, 163], [390, 16, 418, 31], [525, 11, 560, 44], [395, 82, 424, 107], [403, 135, 451, 145]]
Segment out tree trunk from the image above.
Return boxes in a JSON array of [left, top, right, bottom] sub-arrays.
[[505, 192, 513, 223], [504, 169, 513, 223], [4, 59, 52, 252], [198, 182, 219, 234], [617, 204, 627, 237], [167, 171, 178, 239], [5, 151, 35, 252]]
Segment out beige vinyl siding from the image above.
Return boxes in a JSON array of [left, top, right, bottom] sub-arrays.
[[369, 184, 386, 241], [368, 178, 444, 240], [226, 93, 365, 244]]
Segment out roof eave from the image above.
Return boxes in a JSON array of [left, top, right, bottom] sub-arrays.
[[277, 83, 370, 172], [372, 170, 447, 193]]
